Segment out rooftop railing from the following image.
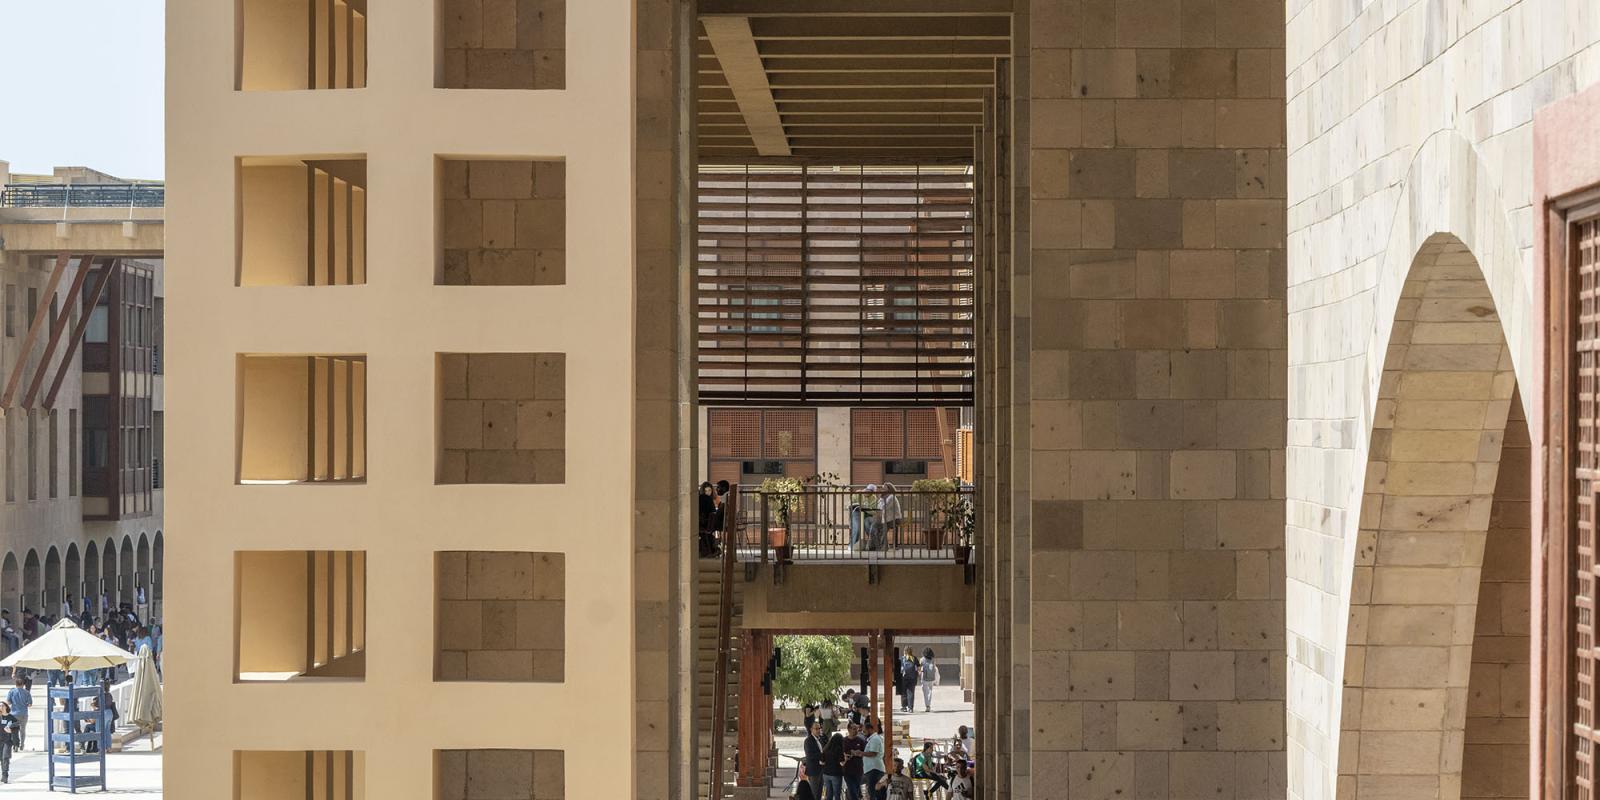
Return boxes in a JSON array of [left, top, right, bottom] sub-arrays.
[[730, 484, 975, 564], [0, 184, 165, 209]]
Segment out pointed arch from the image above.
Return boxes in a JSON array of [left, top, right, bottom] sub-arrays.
[[1335, 234, 1530, 798]]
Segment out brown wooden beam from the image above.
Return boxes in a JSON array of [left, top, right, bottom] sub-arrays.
[[1, 253, 71, 409], [697, 39, 1010, 57], [22, 256, 97, 409], [740, 17, 1011, 40], [43, 259, 117, 410], [700, 0, 1011, 15], [705, 55, 1000, 73]]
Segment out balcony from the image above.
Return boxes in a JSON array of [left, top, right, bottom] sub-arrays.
[[727, 484, 974, 566]]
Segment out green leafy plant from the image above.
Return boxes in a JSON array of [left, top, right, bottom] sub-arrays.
[[772, 634, 854, 707], [758, 475, 806, 525], [913, 477, 969, 535]]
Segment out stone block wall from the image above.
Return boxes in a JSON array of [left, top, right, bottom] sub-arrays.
[[439, 353, 565, 484], [437, 749, 564, 799], [441, 159, 566, 286], [439, 0, 565, 90], [1025, 2, 1288, 797], [1284, 0, 1600, 796], [1462, 398, 1530, 800], [435, 551, 564, 682]]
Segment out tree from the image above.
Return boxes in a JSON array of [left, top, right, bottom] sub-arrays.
[[772, 634, 853, 707]]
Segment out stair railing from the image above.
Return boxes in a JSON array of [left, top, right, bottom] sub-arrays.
[[709, 484, 739, 800]]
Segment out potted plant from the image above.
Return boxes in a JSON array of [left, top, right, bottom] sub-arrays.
[[759, 475, 805, 562], [913, 477, 961, 551], [950, 496, 976, 564]]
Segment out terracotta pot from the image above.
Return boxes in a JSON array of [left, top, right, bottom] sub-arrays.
[[925, 529, 945, 551], [768, 527, 787, 548], [954, 545, 972, 565]]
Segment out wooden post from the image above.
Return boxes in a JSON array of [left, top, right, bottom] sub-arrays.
[[709, 488, 739, 800], [737, 630, 771, 787], [882, 630, 895, 764]]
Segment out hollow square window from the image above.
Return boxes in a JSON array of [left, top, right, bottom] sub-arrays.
[[236, 551, 366, 682], [237, 751, 364, 800], [239, 355, 366, 485], [437, 353, 564, 484], [239, 157, 367, 286], [239, 0, 368, 90], [437, 0, 564, 90], [434, 551, 563, 682], [438, 159, 565, 286]]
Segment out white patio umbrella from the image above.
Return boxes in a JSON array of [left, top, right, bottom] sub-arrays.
[[0, 618, 132, 672], [125, 644, 162, 741]]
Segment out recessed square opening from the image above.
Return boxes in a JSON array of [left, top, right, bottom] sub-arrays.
[[236, 551, 366, 682], [239, 355, 367, 485], [436, 0, 565, 90], [436, 749, 564, 800], [437, 353, 565, 484], [237, 751, 364, 800], [239, 156, 368, 286], [435, 551, 564, 682], [438, 158, 566, 286], [238, 0, 368, 90]]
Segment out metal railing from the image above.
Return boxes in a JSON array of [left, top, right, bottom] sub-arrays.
[[731, 485, 975, 563], [0, 184, 165, 208]]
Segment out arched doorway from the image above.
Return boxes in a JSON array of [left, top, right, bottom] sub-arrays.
[[64, 544, 81, 619], [1, 553, 19, 623], [118, 536, 134, 608], [83, 541, 99, 618], [1335, 235, 1529, 799], [43, 547, 60, 620], [101, 539, 117, 611], [151, 532, 163, 621], [136, 533, 150, 611], [23, 550, 41, 619]]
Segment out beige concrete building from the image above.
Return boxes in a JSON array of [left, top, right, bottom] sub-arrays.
[[0, 162, 165, 631], [163, 0, 1600, 799]]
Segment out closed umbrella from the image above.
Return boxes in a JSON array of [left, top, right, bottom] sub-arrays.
[[125, 644, 162, 747], [0, 618, 131, 672]]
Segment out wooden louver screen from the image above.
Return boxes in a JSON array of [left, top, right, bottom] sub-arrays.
[[1577, 215, 1600, 797], [697, 165, 976, 406]]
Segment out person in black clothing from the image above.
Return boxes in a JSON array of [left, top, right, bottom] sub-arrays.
[[821, 728, 846, 799], [698, 482, 718, 557], [802, 720, 827, 800], [0, 700, 16, 783], [792, 763, 817, 800], [841, 720, 867, 799], [899, 656, 918, 712]]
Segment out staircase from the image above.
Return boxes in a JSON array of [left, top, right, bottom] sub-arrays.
[[696, 557, 743, 800]]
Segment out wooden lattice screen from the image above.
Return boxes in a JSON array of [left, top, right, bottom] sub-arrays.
[[1576, 214, 1600, 796], [696, 165, 976, 406]]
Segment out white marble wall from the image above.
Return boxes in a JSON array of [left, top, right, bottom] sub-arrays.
[[1285, 0, 1600, 797]]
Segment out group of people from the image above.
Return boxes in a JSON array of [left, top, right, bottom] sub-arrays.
[[796, 716, 974, 800], [793, 670, 973, 800], [848, 484, 903, 552], [0, 594, 160, 666], [897, 651, 939, 713], [698, 480, 732, 557]]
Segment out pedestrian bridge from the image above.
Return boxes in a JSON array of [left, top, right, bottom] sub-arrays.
[[728, 485, 975, 568]]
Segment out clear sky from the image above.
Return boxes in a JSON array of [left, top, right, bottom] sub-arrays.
[[0, 0, 165, 180]]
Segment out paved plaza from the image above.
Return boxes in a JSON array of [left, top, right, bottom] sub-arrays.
[[0, 695, 162, 797]]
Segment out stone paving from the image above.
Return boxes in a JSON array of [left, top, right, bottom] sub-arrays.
[[0, 695, 162, 797]]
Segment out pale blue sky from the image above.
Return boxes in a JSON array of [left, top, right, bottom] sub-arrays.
[[0, 0, 165, 180]]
